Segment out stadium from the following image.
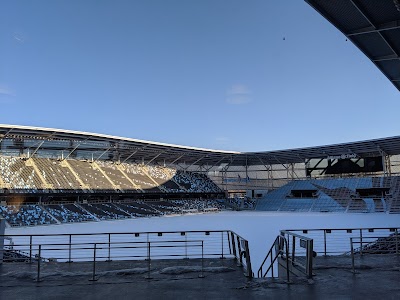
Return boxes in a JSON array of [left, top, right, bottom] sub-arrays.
[[1, 0, 400, 299]]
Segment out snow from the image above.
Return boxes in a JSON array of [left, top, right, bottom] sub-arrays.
[[5, 211, 400, 270]]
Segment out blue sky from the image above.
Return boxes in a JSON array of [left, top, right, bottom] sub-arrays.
[[1, 0, 399, 152]]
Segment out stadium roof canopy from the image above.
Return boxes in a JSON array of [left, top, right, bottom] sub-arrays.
[[1, 124, 400, 167], [305, 0, 400, 91]]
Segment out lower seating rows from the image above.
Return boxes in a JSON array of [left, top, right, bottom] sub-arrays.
[[0, 199, 225, 226]]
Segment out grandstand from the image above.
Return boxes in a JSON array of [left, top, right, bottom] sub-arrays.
[[1, 123, 400, 227]]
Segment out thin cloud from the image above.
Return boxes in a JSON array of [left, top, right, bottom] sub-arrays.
[[0, 86, 16, 103], [0, 86, 15, 97], [226, 84, 252, 104], [13, 32, 25, 44]]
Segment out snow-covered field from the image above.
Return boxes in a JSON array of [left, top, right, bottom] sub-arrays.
[[5, 211, 400, 270]]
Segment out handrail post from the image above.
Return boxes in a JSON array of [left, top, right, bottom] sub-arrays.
[[284, 238, 290, 283], [306, 239, 313, 279], [29, 236, 33, 264], [396, 229, 399, 256], [107, 233, 111, 262], [185, 232, 188, 259], [68, 234, 72, 263], [230, 232, 237, 260], [292, 235, 296, 265], [270, 250, 274, 277], [199, 241, 204, 278], [236, 236, 242, 266], [323, 230, 327, 256], [244, 240, 253, 279], [350, 238, 355, 274], [359, 229, 363, 256], [36, 245, 42, 283], [227, 231, 232, 255], [145, 242, 152, 279], [89, 243, 97, 281], [220, 231, 225, 259]]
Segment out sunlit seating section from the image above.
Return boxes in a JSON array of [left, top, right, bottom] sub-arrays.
[[0, 156, 43, 190], [45, 204, 96, 223], [33, 158, 82, 190], [0, 204, 57, 226]]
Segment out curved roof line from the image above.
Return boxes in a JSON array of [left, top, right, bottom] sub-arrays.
[[2, 124, 400, 165], [0, 124, 240, 154]]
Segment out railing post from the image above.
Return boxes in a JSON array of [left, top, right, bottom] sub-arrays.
[[220, 231, 225, 259], [359, 229, 363, 256], [89, 243, 97, 281], [244, 240, 253, 279], [323, 230, 327, 256], [236, 236, 242, 266], [396, 229, 399, 256], [227, 231, 232, 255], [350, 238, 355, 274], [306, 239, 313, 279], [230, 232, 237, 260], [107, 233, 111, 262], [270, 250, 274, 277], [292, 235, 296, 265], [145, 242, 152, 279], [36, 245, 42, 283], [185, 232, 188, 259], [29, 236, 33, 264], [199, 241, 204, 278], [68, 234, 72, 263], [284, 238, 290, 283]]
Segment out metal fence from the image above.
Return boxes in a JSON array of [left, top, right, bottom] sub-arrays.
[[257, 230, 313, 281], [0, 229, 252, 281], [285, 227, 400, 256]]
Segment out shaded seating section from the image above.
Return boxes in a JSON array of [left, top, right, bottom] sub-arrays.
[[95, 161, 138, 190], [0, 199, 227, 227], [32, 158, 82, 190], [146, 165, 183, 193], [256, 176, 400, 213], [145, 201, 180, 215], [170, 199, 225, 211], [113, 202, 160, 217], [118, 163, 161, 192], [67, 160, 115, 190], [79, 203, 131, 220], [45, 204, 96, 223], [0, 204, 57, 226], [173, 171, 221, 193]]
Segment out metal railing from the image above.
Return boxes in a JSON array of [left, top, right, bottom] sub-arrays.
[[257, 230, 313, 281], [0, 229, 252, 280], [350, 234, 400, 273], [284, 227, 400, 256]]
